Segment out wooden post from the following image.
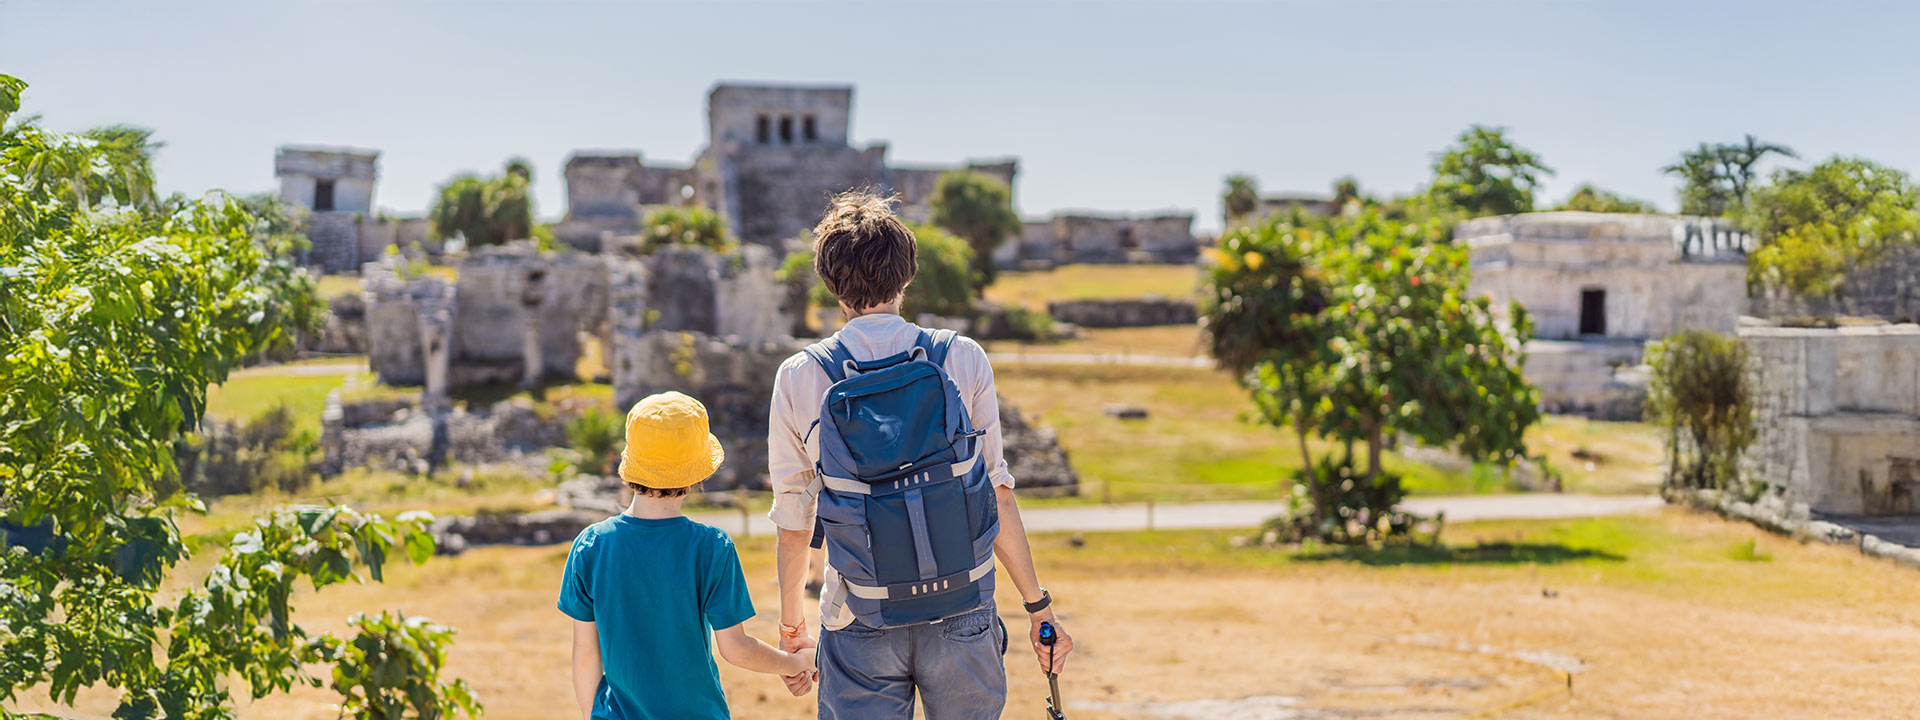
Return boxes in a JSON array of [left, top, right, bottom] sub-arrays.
[[737, 488, 749, 537]]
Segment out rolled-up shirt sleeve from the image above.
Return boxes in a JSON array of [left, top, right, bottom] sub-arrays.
[[767, 354, 821, 532], [954, 338, 1017, 489]]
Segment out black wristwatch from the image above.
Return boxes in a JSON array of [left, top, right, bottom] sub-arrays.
[[1023, 588, 1052, 614]]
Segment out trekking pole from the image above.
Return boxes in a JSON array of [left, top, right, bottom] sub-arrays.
[[1038, 621, 1065, 719]]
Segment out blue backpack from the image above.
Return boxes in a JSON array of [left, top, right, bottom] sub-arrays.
[[804, 328, 999, 629]]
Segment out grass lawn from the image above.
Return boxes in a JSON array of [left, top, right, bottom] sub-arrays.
[[26, 509, 1910, 719], [985, 324, 1205, 358], [204, 361, 378, 433], [985, 264, 1200, 311], [997, 363, 1662, 503]]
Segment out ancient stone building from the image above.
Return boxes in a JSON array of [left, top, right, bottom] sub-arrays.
[[553, 84, 1019, 253], [1252, 193, 1338, 222], [1461, 212, 1748, 418], [277, 145, 433, 272], [1742, 320, 1920, 517], [1000, 212, 1202, 269]]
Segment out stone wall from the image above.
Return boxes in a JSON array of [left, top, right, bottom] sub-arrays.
[[302, 213, 435, 273], [720, 143, 892, 250], [363, 261, 455, 390], [307, 293, 367, 355], [450, 245, 608, 386], [1002, 213, 1200, 268], [611, 330, 805, 491], [1749, 247, 1920, 324], [1000, 401, 1078, 495], [1741, 321, 1920, 516], [1519, 339, 1647, 420], [1047, 298, 1198, 328], [1462, 212, 1747, 340]]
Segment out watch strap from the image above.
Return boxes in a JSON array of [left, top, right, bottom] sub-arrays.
[[1023, 589, 1052, 614]]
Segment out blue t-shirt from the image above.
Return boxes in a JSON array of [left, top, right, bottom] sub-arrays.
[[558, 515, 756, 720]]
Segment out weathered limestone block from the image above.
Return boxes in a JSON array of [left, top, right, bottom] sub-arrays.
[[1047, 298, 1198, 328], [1002, 402, 1078, 496], [306, 292, 366, 354], [363, 259, 455, 387], [611, 329, 804, 491], [1739, 321, 1920, 515]]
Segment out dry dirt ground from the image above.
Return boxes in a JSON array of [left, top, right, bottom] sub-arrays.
[[21, 509, 1920, 720]]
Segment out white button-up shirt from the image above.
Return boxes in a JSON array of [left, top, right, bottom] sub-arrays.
[[765, 313, 1016, 534]]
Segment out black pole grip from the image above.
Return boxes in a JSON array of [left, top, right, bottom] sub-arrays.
[[1038, 621, 1057, 646]]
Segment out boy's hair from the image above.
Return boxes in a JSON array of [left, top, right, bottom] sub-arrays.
[[812, 190, 916, 311], [624, 481, 692, 498]]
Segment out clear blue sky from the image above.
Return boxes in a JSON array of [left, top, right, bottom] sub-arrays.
[[5, 0, 1917, 232]]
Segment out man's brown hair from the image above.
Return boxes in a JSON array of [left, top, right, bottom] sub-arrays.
[[812, 190, 916, 311]]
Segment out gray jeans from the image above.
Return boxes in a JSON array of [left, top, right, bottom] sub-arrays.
[[817, 606, 1008, 720]]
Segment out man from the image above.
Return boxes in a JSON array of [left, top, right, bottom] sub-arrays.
[[767, 190, 1073, 718]]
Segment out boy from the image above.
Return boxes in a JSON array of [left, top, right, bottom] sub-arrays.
[[766, 191, 1074, 718], [560, 391, 814, 720]]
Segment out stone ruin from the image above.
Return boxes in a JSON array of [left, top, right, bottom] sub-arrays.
[[331, 242, 1080, 497], [552, 84, 1022, 254], [1741, 319, 1920, 518], [1047, 297, 1198, 328], [999, 212, 1202, 270], [1460, 211, 1749, 419], [276, 146, 434, 273]]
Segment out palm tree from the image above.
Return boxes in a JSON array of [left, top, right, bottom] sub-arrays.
[[1725, 134, 1796, 204]]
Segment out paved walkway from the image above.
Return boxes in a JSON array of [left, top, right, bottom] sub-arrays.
[[688, 493, 1665, 536]]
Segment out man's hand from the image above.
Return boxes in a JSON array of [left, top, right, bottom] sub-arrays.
[[1028, 609, 1073, 674], [779, 632, 817, 695]]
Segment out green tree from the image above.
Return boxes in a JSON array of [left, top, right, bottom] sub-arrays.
[[1741, 157, 1920, 296], [637, 205, 733, 255], [1645, 331, 1755, 493], [1428, 125, 1554, 217], [1329, 176, 1363, 213], [1664, 135, 1796, 216], [1555, 184, 1658, 214], [902, 224, 977, 319], [1222, 174, 1259, 227], [781, 224, 977, 321], [0, 75, 477, 719], [928, 170, 1020, 291], [429, 159, 534, 247], [1203, 210, 1538, 543]]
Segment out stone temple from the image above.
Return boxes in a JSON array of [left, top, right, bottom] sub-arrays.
[[554, 84, 1018, 253], [554, 82, 1199, 265], [275, 145, 433, 272], [1460, 211, 1749, 418]]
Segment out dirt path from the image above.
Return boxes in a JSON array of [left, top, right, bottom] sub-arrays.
[[689, 494, 1664, 536]]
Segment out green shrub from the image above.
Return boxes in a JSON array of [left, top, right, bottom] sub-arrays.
[[173, 403, 319, 497], [1255, 457, 1437, 546], [638, 205, 732, 255], [1646, 330, 1755, 493], [1003, 306, 1057, 342], [566, 406, 625, 477]]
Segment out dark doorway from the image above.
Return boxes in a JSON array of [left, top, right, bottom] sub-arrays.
[[313, 179, 335, 211], [1579, 288, 1606, 336], [778, 115, 794, 144], [803, 115, 818, 142], [755, 114, 771, 144]]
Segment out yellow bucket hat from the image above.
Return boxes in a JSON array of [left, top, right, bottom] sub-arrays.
[[617, 391, 726, 489]]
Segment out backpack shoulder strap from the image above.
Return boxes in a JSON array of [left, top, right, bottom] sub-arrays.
[[802, 334, 856, 383], [915, 328, 961, 367]]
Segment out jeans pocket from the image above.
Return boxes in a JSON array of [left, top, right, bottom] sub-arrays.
[[938, 610, 994, 642]]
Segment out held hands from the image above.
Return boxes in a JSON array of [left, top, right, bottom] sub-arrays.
[[779, 632, 818, 696], [1028, 609, 1073, 674]]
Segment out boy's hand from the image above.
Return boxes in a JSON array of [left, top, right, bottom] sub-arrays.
[[780, 633, 817, 695], [1028, 609, 1073, 674]]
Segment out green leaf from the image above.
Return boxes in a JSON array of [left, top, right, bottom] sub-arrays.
[[404, 530, 434, 565]]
